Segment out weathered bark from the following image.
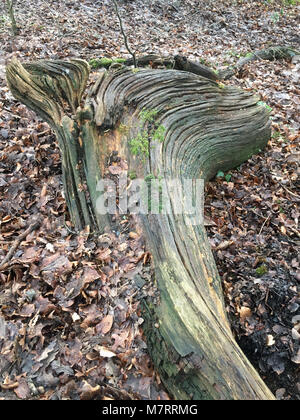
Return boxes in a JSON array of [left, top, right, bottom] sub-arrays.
[[6, 59, 275, 400]]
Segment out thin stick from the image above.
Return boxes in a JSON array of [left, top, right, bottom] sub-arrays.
[[6, 0, 18, 36], [0, 219, 41, 271], [258, 214, 271, 235], [112, 0, 137, 68], [279, 183, 300, 200]]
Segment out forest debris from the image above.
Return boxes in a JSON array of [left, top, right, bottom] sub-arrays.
[[0, 219, 41, 271]]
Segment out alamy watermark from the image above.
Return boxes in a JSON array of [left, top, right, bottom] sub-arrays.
[[95, 173, 204, 225]]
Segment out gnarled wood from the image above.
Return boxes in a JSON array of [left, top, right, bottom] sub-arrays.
[[6, 59, 275, 400]]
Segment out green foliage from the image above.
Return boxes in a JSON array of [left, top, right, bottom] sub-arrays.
[[129, 130, 149, 159], [139, 108, 159, 123], [144, 173, 155, 183], [166, 63, 174, 69], [199, 58, 212, 67], [255, 264, 268, 276], [88, 57, 125, 69], [129, 108, 166, 161], [263, 0, 298, 5], [152, 124, 166, 143], [128, 170, 137, 180], [227, 50, 241, 58], [216, 171, 231, 182], [283, 0, 298, 5], [257, 101, 272, 112], [271, 12, 280, 23]]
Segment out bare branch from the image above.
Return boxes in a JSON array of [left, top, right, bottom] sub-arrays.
[[6, 0, 18, 36], [112, 0, 137, 68]]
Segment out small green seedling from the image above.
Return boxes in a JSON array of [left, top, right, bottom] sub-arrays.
[[129, 108, 166, 161], [139, 108, 159, 123], [256, 264, 268, 277], [152, 125, 166, 143], [128, 170, 137, 180], [129, 131, 149, 159], [257, 101, 272, 112], [216, 171, 231, 182]]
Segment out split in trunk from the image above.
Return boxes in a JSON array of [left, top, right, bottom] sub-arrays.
[[6, 58, 275, 400]]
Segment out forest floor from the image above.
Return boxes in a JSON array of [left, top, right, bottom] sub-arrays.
[[0, 0, 299, 400]]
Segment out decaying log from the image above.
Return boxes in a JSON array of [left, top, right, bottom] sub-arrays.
[[125, 54, 174, 68], [125, 54, 218, 80], [6, 59, 275, 400], [217, 45, 299, 80], [125, 45, 299, 81], [173, 55, 218, 81]]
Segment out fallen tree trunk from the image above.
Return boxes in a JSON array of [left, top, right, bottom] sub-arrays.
[[219, 45, 299, 80], [6, 59, 275, 400], [124, 45, 299, 80], [125, 54, 218, 81]]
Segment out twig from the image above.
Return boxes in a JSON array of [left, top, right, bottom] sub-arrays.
[[6, 0, 18, 36], [279, 183, 300, 200], [258, 214, 271, 235], [2, 107, 21, 119], [112, 0, 137, 68], [0, 219, 41, 271], [36, 129, 51, 138]]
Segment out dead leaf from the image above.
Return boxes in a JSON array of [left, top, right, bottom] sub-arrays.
[[14, 379, 31, 399], [239, 306, 252, 322], [95, 248, 112, 261], [129, 232, 139, 239], [266, 335, 275, 346], [96, 314, 114, 335], [99, 346, 116, 358]]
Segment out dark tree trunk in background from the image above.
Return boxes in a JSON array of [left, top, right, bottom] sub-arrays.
[[6, 58, 275, 400]]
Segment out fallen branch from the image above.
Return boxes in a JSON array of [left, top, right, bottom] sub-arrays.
[[174, 55, 218, 81], [125, 54, 218, 80], [0, 219, 41, 271], [219, 45, 299, 80], [124, 45, 299, 81]]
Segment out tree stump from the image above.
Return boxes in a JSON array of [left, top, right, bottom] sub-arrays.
[[6, 58, 275, 400]]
